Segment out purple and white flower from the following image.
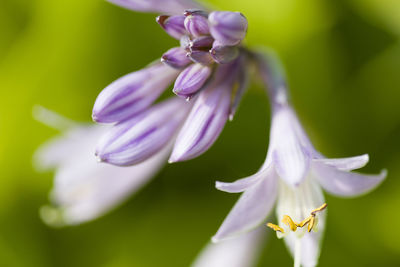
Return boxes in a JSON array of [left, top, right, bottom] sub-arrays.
[[212, 51, 386, 267], [93, 0, 250, 166], [34, 107, 169, 226]]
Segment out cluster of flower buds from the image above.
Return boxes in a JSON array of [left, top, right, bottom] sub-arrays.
[[160, 10, 248, 99], [92, 7, 249, 166]]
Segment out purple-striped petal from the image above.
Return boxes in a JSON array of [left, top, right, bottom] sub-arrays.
[[107, 0, 201, 15], [184, 12, 210, 37], [92, 63, 178, 123], [212, 170, 277, 242], [270, 106, 312, 186], [209, 11, 248, 46], [313, 154, 369, 171], [161, 47, 191, 69], [312, 161, 386, 197], [96, 98, 190, 166], [169, 76, 231, 162], [173, 63, 212, 98], [157, 15, 187, 39], [210, 41, 239, 64]]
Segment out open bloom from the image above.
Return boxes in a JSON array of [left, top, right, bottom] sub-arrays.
[[34, 107, 169, 225], [212, 51, 386, 267], [93, 0, 250, 166]]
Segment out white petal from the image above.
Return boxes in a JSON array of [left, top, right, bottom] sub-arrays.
[[270, 106, 311, 186], [312, 161, 386, 197], [34, 125, 107, 171], [39, 125, 169, 225], [191, 227, 266, 267], [212, 169, 277, 242], [276, 178, 325, 228], [313, 154, 369, 171], [215, 166, 270, 193], [284, 231, 323, 267], [277, 179, 326, 267]]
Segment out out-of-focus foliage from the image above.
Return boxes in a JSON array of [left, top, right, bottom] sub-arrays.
[[0, 0, 399, 266]]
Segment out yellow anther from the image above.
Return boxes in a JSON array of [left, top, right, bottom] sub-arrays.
[[311, 203, 327, 216], [308, 216, 316, 232], [266, 203, 328, 235], [267, 223, 285, 233], [282, 215, 298, 232], [297, 216, 312, 228]]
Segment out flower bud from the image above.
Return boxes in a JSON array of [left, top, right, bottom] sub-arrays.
[[190, 36, 214, 50], [157, 15, 187, 39], [169, 85, 231, 163], [210, 41, 239, 64], [208, 11, 248, 46], [184, 13, 210, 37], [169, 64, 237, 162], [187, 50, 214, 65], [173, 63, 212, 99], [161, 47, 191, 69], [92, 64, 178, 123], [96, 98, 190, 166]]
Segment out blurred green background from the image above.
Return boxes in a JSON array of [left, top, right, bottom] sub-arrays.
[[0, 0, 399, 266]]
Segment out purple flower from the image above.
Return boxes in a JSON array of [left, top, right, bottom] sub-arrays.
[[184, 10, 210, 37], [157, 15, 187, 39], [96, 98, 191, 166], [93, 1, 251, 166], [107, 0, 201, 15], [212, 51, 386, 267], [34, 107, 169, 225], [208, 11, 248, 46], [92, 63, 179, 123], [170, 60, 244, 162], [173, 63, 213, 98], [162, 47, 191, 69]]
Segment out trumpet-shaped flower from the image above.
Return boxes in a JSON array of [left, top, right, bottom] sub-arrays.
[[34, 107, 169, 226], [93, 0, 250, 166], [212, 51, 386, 267]]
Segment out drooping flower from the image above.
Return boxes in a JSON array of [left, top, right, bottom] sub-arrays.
[[93, 0, 250, 166], [34, 107, 170, 226], [212, 51, 387, 267]]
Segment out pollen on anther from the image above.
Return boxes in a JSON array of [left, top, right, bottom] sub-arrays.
[[266, 223, 284, 233]]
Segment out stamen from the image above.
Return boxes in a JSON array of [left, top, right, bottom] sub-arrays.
[[297, 216, 311, 228], [266, 223, 284, 233], [311, 203, 328, 216], [266, 203, 328, 234], [308, 216, 316, 232], [282, 215, 297, 231]]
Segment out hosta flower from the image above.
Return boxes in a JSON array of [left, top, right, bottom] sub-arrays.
[[191, 227, 266, 267], [93, 0, 250, 166], [34, 107, 169, 225], [212, 51, 387, 267]]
